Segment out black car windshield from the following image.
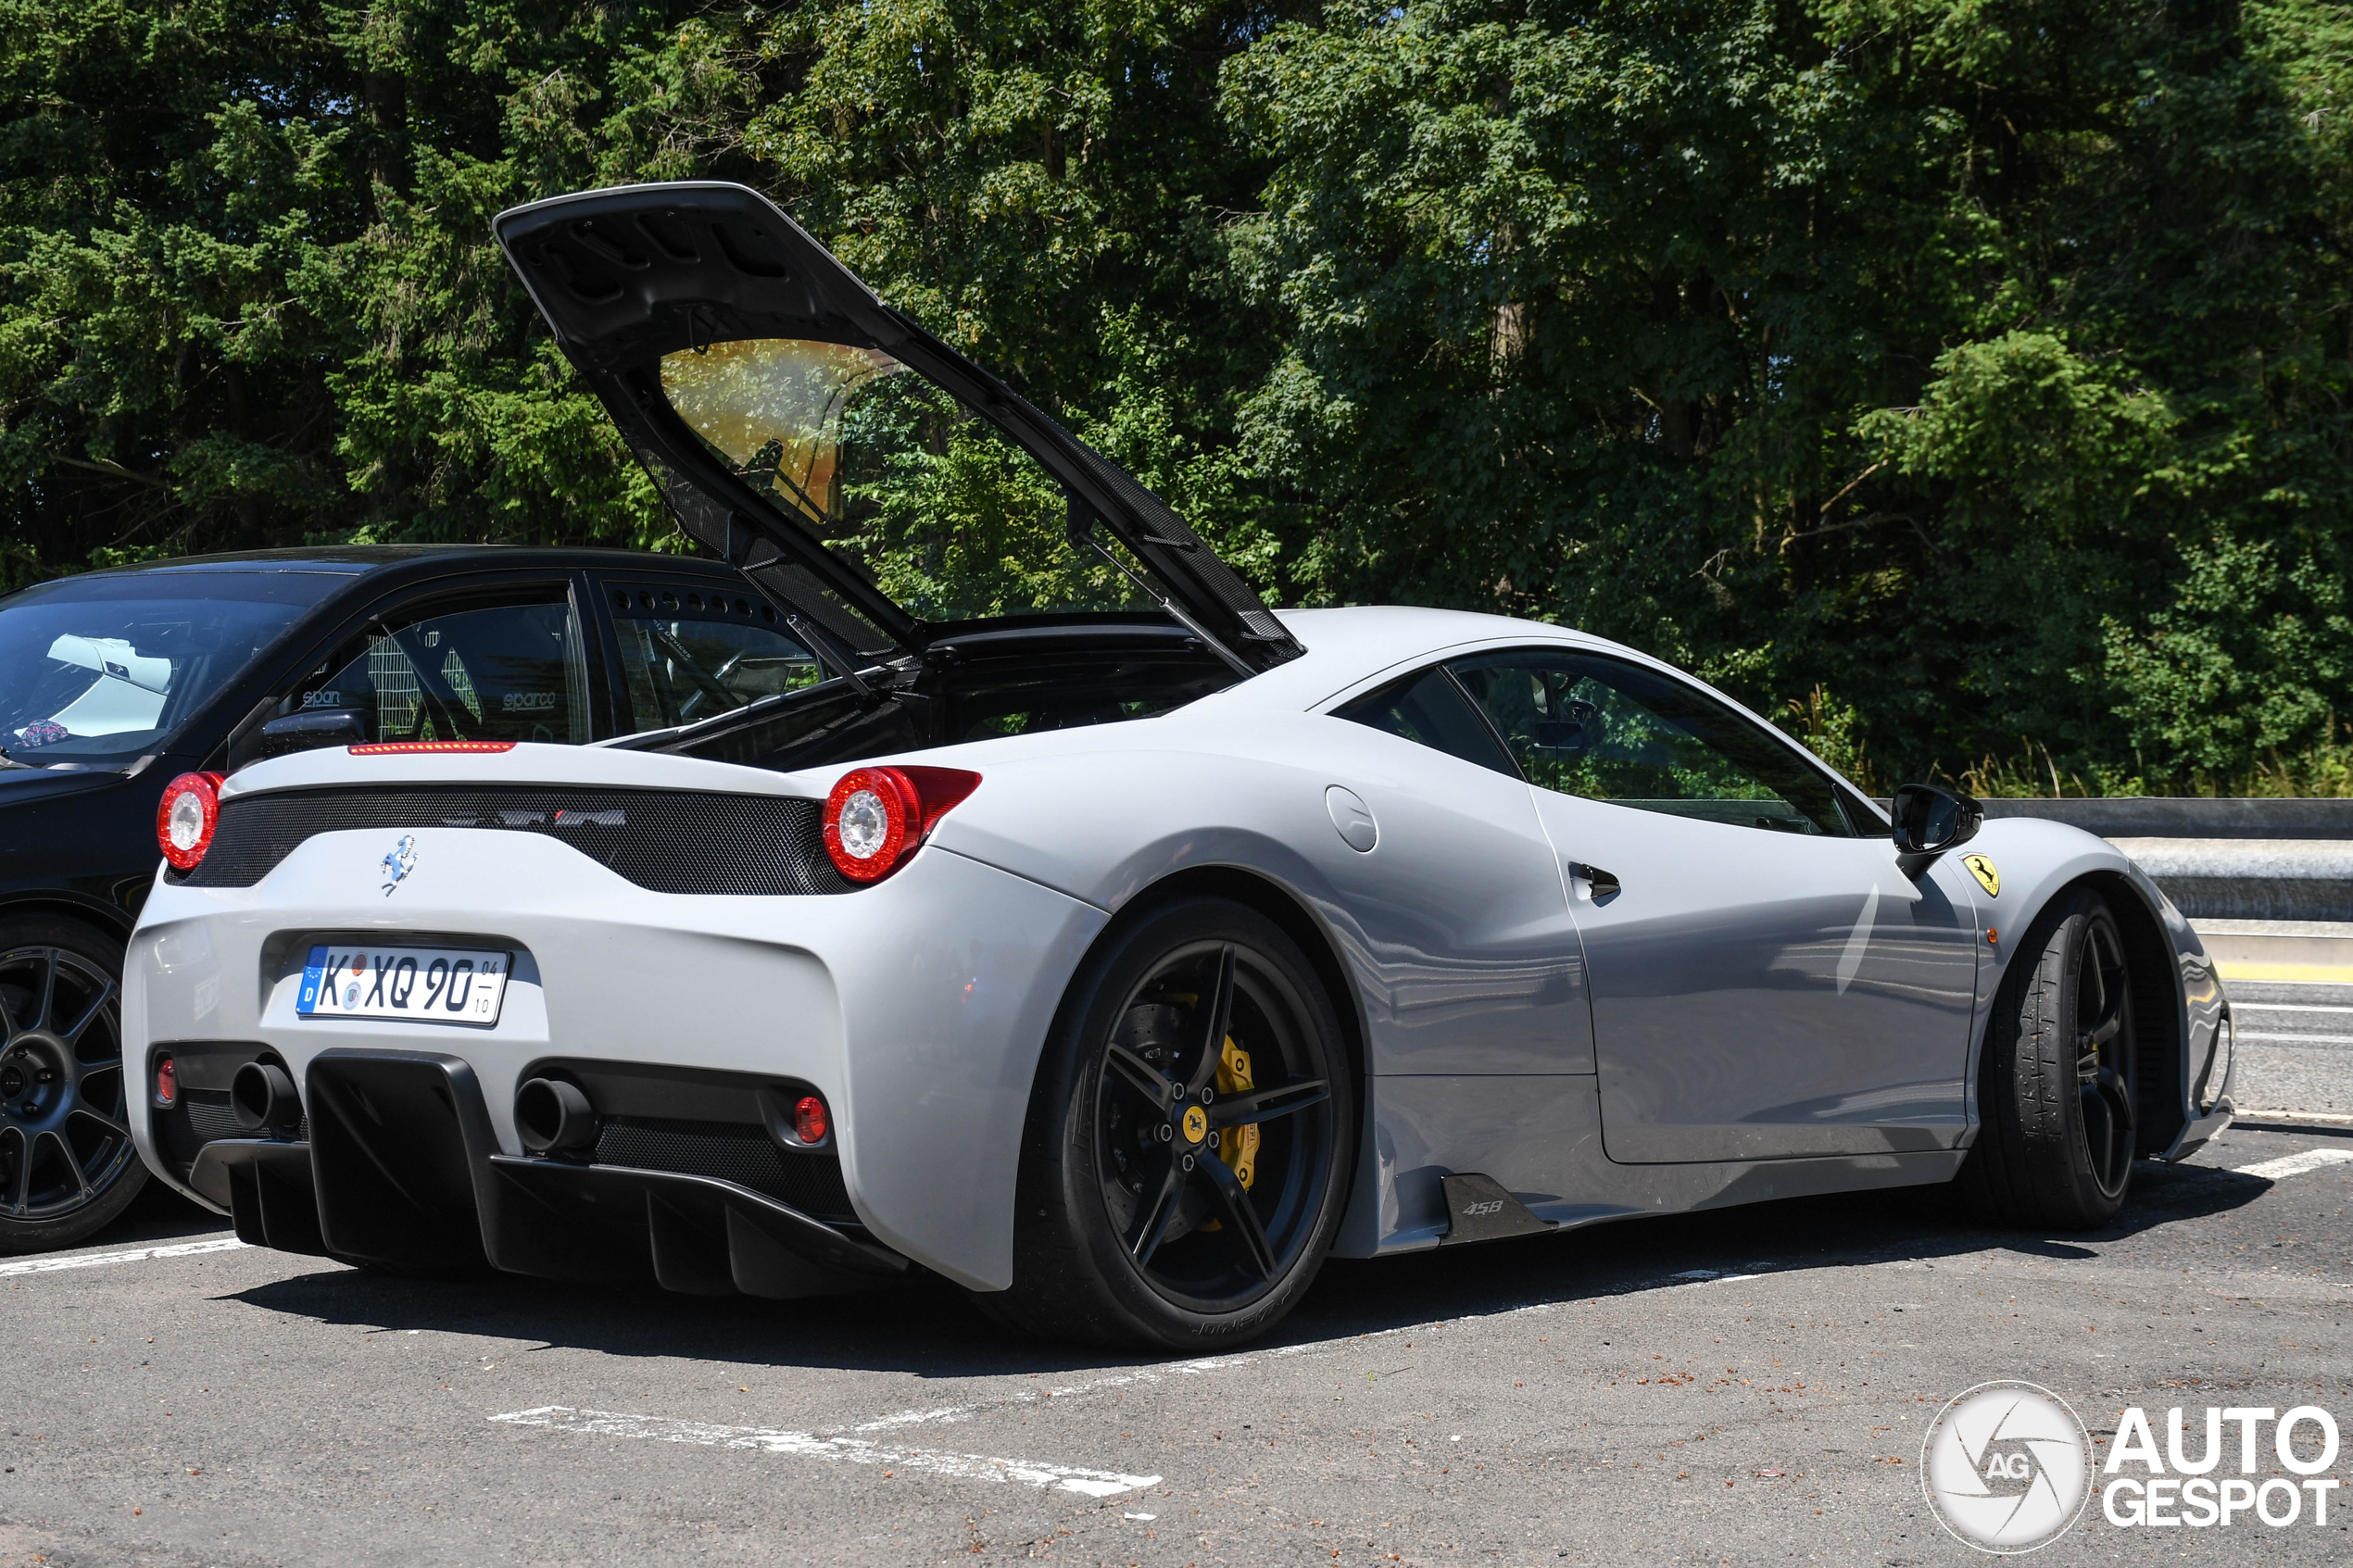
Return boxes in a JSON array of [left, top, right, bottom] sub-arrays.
[[0, 571, 344, 764], [659, 337, 1151, 623]]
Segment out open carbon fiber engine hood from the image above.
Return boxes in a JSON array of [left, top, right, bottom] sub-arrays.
[[493, 182, 1302, 676]]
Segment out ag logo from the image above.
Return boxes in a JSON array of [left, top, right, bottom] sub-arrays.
[[1963, 854, 2001, 897], [379, 834, 419, 897], [1921, 1380, 2092, 1553], [1181, 1104, 1208, 1143]]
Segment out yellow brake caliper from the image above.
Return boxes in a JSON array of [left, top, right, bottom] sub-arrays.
[[1215, 1035, 1260, 1190]]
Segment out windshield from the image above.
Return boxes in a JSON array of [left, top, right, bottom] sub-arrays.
[[0, 571, 340, 764], [660, 337, 1149, 623]]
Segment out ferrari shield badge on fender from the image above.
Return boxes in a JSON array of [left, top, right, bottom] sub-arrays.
[[1963, 853, 2000, 897]]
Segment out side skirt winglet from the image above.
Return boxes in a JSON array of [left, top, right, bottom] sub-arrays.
[[1438, 1173, 1558, 1245]]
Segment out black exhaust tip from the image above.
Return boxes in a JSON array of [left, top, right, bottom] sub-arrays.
[[232, 1060, 303, 1134], [515, 1076, 598, 1155]]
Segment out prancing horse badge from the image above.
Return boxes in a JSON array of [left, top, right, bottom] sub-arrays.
[[1962, 853, 2000, 897], [380, 834, 419, 897]]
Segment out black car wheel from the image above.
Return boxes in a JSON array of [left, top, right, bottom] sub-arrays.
[[0, 916, 148, 1252], [981, 897, 1354, 1348], [1958, 888, 2137, 1230]]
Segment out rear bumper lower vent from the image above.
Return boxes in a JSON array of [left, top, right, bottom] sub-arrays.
[[148, 1044, 305, 1206], [595, 1115, 853, 1222]]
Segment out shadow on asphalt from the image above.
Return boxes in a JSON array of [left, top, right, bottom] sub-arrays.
[[82, 1171, 232, 1249], [208, 1155, 2274, 1385]]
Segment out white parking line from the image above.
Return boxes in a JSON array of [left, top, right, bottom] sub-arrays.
[[2234, 1030, 2353, 1045], [0, 1236, 247, 1279], [2233, 1001, 2353, 1014], [2233, 1148, 2353, 1182], [488, 1405, 1162, 1497]]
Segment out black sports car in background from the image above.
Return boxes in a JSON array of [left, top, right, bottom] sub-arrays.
[[0, 545, 807, 1249]]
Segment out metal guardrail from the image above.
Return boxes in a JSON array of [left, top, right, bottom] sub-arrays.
[[1919, 799, 2353, 922], [1976, 797, 2353, 839]]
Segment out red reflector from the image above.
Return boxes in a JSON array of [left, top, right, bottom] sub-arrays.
[[794, 1095, 829, 1145], [154, 1057, 178, 1108], [347, 741, 518, 755], [156, 771, 226, 871]]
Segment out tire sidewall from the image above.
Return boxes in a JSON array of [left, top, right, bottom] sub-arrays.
[[1969, 887, 2133, 1227]]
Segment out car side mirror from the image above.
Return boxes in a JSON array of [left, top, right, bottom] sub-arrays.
[[258, 709, 367, 759], [1889, 782, 1983, 856]]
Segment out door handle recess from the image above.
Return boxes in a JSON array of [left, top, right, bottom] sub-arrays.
[[1571, 862, 1621, 900]]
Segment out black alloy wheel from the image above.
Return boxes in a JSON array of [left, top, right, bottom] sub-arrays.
[[1958, 888, 2139, 1230], [1097, 939, 1336, 1310], [983, 897, 1353, 1348], [0, 917, 146, 1251], [2070, 910, 2138, 1198]]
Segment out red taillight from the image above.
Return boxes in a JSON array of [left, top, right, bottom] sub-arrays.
[[154, 1056, 178, 1109], [793, 1094, 829, 1145], [156, 771, 226, 870], [821, 766, 980, 883], [347, 741, 517, 756]]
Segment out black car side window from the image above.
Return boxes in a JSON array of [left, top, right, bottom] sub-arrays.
[[1332, 666, 1520, 778], [1446, 647, 1855, 836], [280, 592, 592, 746], [605, 583, 821, 734]]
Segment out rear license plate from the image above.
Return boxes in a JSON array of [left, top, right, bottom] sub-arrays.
[[297, 944, 510, 1026]]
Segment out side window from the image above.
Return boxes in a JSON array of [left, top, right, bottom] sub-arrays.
[[1447, 648, 1855, 836], [1331, 666, 1519, 778], [607, 583, 821, 733], [281, 593, 592, 745]]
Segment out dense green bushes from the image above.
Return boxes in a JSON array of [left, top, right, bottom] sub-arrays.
[[5, 0, 2348, 791]]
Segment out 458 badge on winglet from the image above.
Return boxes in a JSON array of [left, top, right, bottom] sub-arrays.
[[297, 944, 511, 1026]]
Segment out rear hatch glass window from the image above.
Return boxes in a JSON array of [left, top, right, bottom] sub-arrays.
[[660, 337, 1151, 624]]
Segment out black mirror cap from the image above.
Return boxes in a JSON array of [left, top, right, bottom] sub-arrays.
[[258, 709, 367, 759], [1890, 783, 1984, 856]]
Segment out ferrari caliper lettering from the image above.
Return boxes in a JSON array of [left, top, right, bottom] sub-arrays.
[[1216, 1035, 1260, 1189]]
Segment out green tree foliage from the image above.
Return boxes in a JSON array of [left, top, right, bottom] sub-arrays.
[[0, 0, 761, 575], [4, 0, 2347, 790], [1224, 0, 2353, 790]]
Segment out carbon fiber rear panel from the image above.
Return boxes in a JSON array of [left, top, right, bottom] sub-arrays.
[[173, 785, 848, 896]]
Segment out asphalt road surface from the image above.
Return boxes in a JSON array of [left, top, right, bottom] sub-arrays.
[[6, 1124, 2349, 1567], [2226, 979, 2353, 1117]]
